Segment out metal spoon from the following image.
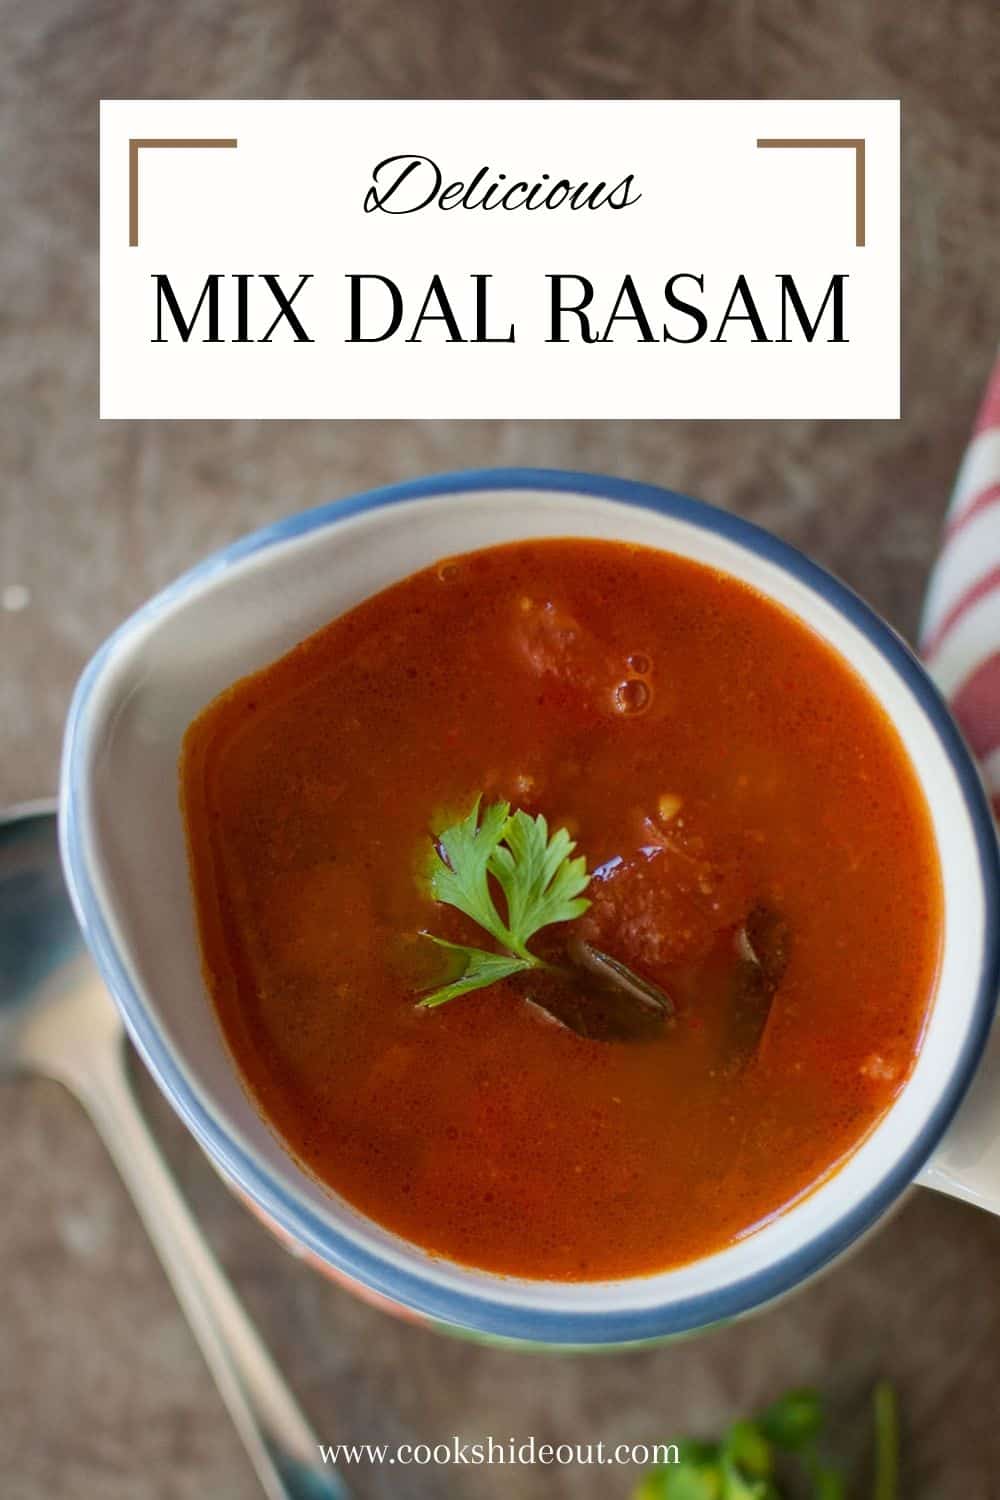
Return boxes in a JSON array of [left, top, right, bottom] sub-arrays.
[[0, 801, 347, 1500]]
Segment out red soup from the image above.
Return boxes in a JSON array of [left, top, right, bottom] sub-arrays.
[[181, 538, 941, 1280]]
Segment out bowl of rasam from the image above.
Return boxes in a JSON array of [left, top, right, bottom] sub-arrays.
[[60, 471, 1000, 1346]]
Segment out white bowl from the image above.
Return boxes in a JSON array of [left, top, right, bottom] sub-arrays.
[[60, 470, 1000, 1346]]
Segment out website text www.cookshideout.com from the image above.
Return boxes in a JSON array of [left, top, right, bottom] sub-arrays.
[[318, 1435, 679, 1470]]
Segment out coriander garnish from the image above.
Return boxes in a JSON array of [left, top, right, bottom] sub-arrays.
[[419, 796, 591, 1008], [634, 1381, 900, 1500]]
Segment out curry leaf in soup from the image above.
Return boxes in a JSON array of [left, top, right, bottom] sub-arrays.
[[417, 939, 531, 1008]]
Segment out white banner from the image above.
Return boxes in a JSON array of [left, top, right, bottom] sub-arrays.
[[99, 99, 899, 420]]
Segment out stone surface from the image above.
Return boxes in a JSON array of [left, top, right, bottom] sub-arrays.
[[3, 1, 1000, 1496]]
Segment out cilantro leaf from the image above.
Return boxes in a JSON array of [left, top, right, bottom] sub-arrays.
[[419, 797, 592, 1007], [428, 796, 513, 949], [417, 939, 532, 1008], [758, 1390, 823, 1452], [488, 808, 591, 957], [722, 1423, 773, 1480], [634, 1380, 898, 1500], [635, 1460, 723, 1500], [718, 1459, 777, 1500], [811, 1470, 846, 1500], [872, 1381, 899, 1500]]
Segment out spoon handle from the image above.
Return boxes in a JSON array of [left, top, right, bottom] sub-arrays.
[[75, 1030, 347, 1500]]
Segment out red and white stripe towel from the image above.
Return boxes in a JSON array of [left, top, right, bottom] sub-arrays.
[[921, 353, 1000, 817]]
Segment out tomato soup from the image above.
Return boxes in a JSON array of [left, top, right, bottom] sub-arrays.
[[181, 539, 941, 1280]]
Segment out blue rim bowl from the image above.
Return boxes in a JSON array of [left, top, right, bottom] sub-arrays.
[[59, 469, 1000, 1346]]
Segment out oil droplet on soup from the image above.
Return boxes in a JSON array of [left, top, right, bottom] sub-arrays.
[[180, 538, 941, 1281]]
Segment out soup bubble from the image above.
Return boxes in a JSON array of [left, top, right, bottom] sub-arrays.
[[614, 679, 651, 715]]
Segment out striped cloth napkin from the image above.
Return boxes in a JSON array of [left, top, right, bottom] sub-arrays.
[[920, 353, 1000, 817]]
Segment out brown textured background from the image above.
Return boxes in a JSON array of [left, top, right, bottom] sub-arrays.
[[3, 2, 1000, 1497]]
